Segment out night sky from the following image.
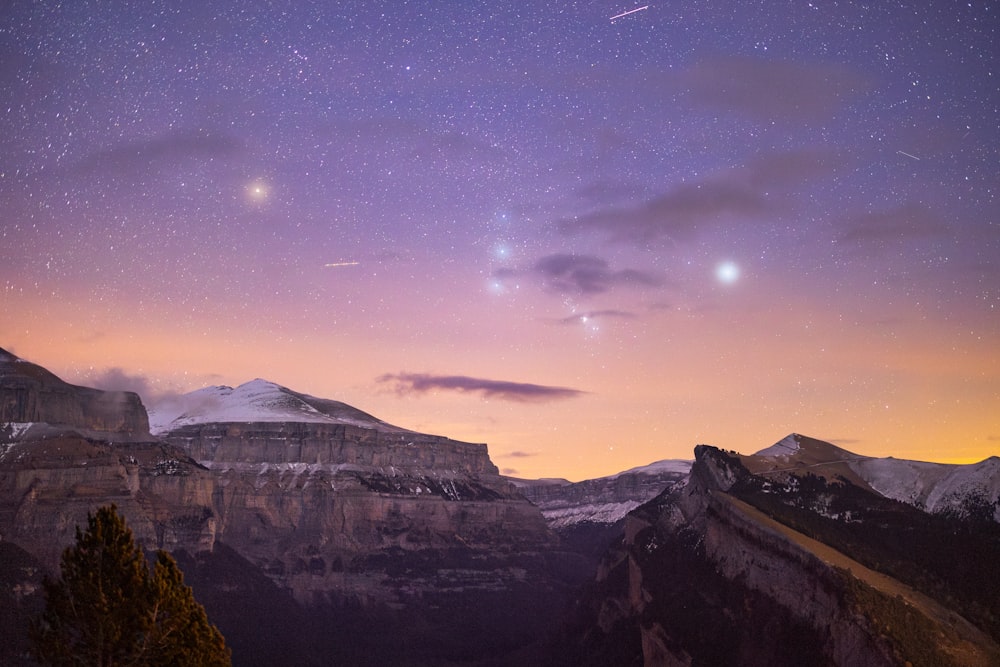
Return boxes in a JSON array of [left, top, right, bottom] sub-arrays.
[[2, 1, 997, 480]]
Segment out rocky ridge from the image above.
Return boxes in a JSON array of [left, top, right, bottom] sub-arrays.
[[749, 433, 1000, 522], [560, 438, 1000, 666]]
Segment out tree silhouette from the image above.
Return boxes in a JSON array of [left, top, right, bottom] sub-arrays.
[[30, 505, 230, 666]]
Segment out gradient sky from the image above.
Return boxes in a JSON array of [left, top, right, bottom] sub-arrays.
[[2, 1, 997, 480]]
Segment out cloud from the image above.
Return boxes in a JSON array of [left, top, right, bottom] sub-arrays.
[[501, 451, 537, 458], [81, 367, 184, 408], [574, 179, 649, 205], [559, 181, 768, 244], [530, 254, 663, 295], [837, 203, 947, 249], [501, 468, 520, 476], [683, 55, 868, 121], [85, 367, 155, 396], [377, 373, 586, 403], [68, 129, 243, 180], [558, 150, 835, 246]]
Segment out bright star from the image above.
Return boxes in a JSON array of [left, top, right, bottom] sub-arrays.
[[716, 261, 740, 284], [246, 180, 269, 202]]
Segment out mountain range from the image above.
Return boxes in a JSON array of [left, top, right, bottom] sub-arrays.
[[2, 347, 998, 665]]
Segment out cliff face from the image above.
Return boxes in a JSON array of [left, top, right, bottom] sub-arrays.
[[167, 420, 498, 474], [561, 444, 1000, 667], [0, 347, 149, 439], [162, 421, 552, 605], [0, 349, 216, 569]]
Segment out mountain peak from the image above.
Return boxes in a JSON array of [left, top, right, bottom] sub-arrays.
[[754, 433, 802, 458], [148, 378, 405, 435]]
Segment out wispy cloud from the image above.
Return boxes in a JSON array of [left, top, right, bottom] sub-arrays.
[[559, 181, 767, 244], [68, 129, 243, 180], [84, 367, 155, 396], [837, 203, 947, 248], [558, 150, 835, 246], [530, 254, 663, 295], [683, 55, 868, 121], [80, 367, 184, 408], [377, 372, 586, 403], [501, 451, 537, 458]]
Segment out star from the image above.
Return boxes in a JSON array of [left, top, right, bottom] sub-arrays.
[[715, 261, 740, 285], [246, 181, 269, 202]]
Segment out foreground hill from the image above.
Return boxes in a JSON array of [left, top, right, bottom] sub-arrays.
[[557, 437, 1000, 666]]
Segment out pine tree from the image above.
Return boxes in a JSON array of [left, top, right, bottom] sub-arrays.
[[30, 505, 230, 667], [144, 551, 230, 666]]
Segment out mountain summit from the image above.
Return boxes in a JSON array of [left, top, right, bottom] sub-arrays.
[[149, 379, 402, 434], [749, 433, 1000, 522]]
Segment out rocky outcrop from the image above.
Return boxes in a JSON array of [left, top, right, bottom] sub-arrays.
[[561, 444, 1000, 667], [0, 349, 216, 570], [0, 347, 149, 440], [167, 420, 498, 474]]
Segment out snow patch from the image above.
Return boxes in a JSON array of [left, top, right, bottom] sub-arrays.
[[754, 434, 801, 458], [543, 501, 642, 528], [2, 422, 35, 441], [605, 459, 692, 479], [851, 455, 1000, 521]]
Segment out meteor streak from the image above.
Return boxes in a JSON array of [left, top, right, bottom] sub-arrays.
[[896, 150, 921, 161], [324, 261, 360, 268], [610, 5, 649, 21]]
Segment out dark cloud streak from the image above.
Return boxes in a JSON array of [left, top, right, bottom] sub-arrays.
[[377, 373, 586, 403], [531, 254, 663, 295]]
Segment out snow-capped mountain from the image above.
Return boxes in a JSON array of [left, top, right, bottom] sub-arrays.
[[511, 458, 692, 528], [750, 433, 1000, 522], [148, 378, 407, 435]]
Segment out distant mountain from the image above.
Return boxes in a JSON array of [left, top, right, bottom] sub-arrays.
[[749, 433, 1000, 522], [148, 379, 405, 434], [510, 459, 691, 528]]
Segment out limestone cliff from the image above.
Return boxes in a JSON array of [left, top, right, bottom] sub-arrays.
[[0, 347, 149, 440], [0, 348, 217, 569], [147, 380, 555, 607]]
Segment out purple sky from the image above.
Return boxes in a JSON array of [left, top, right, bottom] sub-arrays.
[[2, 1, 997, 479]]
